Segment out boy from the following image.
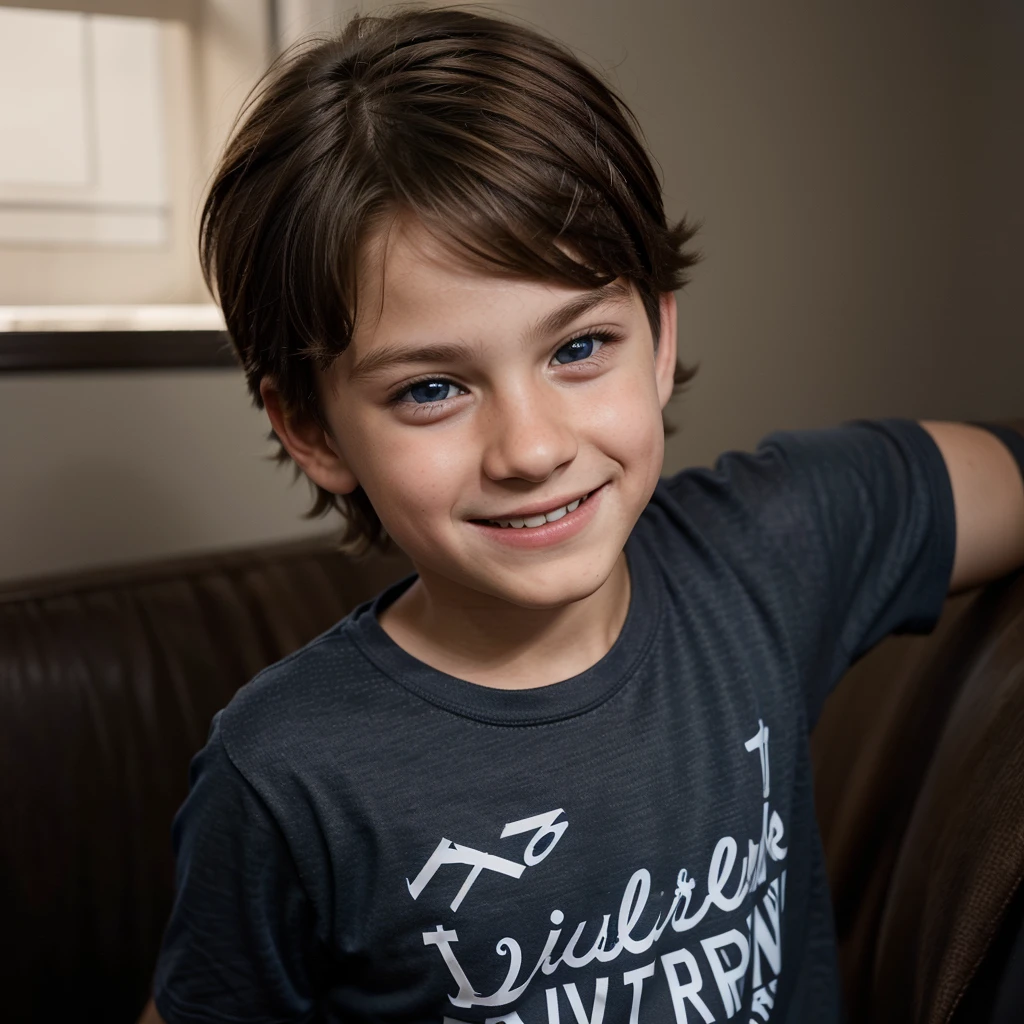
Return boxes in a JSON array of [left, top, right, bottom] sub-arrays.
[[150, 7, 1024, 1023]]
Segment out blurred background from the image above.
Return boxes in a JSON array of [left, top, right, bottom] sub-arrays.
[[1, 0, 1021, 582]]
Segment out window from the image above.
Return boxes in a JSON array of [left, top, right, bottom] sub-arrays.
[[0, 8, 168, 246]]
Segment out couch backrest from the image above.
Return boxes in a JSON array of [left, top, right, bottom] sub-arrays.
[[0, 538, 410, 1024], [813, 569, 1024, 1023]]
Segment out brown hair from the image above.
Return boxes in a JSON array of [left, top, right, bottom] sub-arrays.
[[200, 4, 700, 551]]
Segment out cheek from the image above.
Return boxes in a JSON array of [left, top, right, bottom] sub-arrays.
[[344, 414, 478, 521], [582, 366, 665, 460]]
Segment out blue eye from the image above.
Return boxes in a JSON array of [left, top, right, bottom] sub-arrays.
[[553, 335, 601, 364], [403, 380, 461, 404]]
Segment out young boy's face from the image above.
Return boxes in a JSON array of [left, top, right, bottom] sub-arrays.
[[288, 218, 677, 611]]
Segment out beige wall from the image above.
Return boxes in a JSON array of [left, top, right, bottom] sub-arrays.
[[957, 0, 1024, 414], [1, 1, 1021, 582]]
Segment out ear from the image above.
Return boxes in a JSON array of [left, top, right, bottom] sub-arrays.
[[260, 378, 359, 496], [654, 291, 679, 409]]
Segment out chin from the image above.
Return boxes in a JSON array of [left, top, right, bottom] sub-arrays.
[[480, 562, 617, 611]]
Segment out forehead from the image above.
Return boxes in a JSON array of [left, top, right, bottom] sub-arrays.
[[350, 216, 640, 348]]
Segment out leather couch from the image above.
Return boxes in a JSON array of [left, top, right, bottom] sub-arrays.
[[2, 490, 1023, 1022], [813, 570, 1024, 1023], [0, 539, 412, 1024]]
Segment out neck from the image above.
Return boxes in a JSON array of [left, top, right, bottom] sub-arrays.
[[378, 553, 631, 689]]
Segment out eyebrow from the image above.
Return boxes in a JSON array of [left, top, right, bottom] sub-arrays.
[[347, 279, 634, 383]]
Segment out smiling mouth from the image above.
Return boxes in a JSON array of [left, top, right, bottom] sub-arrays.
[[473, 491, 594, 530]]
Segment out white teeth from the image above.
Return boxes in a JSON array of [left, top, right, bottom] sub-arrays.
[[484, 492, 589, 529]]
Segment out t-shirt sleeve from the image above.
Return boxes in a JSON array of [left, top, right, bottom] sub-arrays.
[[153, 713, 320, 1024], [663, 418, 957, 722]]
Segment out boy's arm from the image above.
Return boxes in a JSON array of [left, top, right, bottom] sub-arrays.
[[152, 723, 320, 1022], [920, 421, 1024, 593], [137, 999, 164, 1024]]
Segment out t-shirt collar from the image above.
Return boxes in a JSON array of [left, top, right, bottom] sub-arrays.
[[347, 532, 662, 725]]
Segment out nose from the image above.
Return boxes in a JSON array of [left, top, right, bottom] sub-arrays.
[[480, 386, 578, 483]]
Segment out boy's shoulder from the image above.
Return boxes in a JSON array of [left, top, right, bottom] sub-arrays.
[[213, 593, 406, 778], [650, 417, 942, 536]]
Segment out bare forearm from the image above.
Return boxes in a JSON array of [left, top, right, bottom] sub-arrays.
[[921, 421, 1024, 592], [137, 998, 165, 1024]]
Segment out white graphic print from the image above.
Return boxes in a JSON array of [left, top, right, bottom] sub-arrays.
[[407, 809, 569, 912], [411, 722, 786, 1023]]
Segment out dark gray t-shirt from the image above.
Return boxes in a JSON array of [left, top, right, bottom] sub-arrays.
[[154, 418, 956, 1024]]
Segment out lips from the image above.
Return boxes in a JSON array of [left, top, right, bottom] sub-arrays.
[[469, 483, 605, 549], [478, 491, 591, 529]]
